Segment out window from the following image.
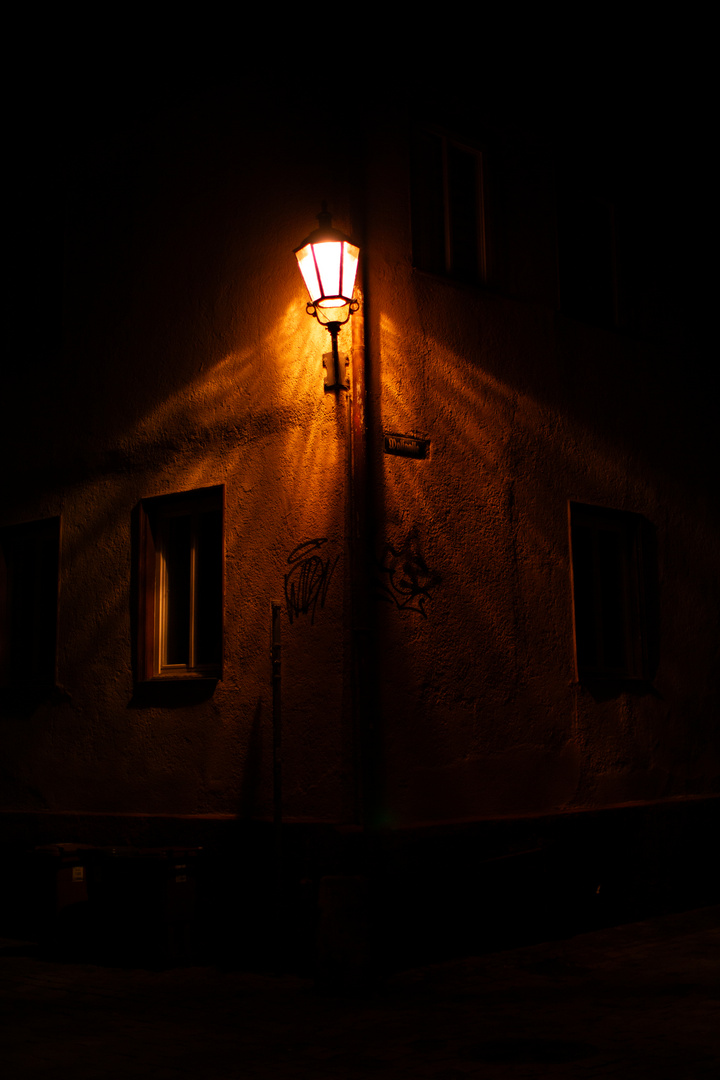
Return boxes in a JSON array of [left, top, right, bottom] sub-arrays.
[[0, 517, 60, 689], [569, 503, 655, 684], [411, 128, 486, 282], [137, 486, 224, 681]]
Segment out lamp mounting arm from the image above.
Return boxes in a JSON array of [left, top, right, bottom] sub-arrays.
[[324, 321, 348, 393]]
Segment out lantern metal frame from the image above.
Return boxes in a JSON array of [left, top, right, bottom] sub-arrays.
[[294, 205, 360, 391]]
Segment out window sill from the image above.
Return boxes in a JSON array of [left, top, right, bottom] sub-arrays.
[[145, 670, 222, 683], [412, 264, 488, 291], [573, 675, 658, 702], [130, 676, 219, 708]]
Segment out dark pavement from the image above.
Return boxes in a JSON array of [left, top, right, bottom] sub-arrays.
[[1, 906, 718, 1079]]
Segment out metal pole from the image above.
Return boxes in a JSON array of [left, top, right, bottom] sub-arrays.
[[330, 323, 341, 388], [325, 322, 346, 392], [350, 300, 376, 828], [271, 601, 282, 968]]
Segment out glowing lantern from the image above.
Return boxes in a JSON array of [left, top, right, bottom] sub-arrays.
[[295, 206, 360, 390]]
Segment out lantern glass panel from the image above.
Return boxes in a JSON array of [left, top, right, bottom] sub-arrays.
[[314, 241, 343, 306], [296, 243, 322, 303], [341, 242, 359, 300]]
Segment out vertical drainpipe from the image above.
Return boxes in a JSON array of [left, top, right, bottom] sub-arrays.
[[350, 294, 378, 832], [349, 261, 386, 986], [271, 601, 282, 970]]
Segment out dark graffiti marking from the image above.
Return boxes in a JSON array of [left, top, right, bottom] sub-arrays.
[[374, 529, 440, 617], [284, 538, 338, 625]]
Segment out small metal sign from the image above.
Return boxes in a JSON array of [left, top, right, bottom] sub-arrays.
[[384, 433, 429, 459]]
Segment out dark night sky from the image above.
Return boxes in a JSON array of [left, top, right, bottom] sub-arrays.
[[9, 29, 710, 400]]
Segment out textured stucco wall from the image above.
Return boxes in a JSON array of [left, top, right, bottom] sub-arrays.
[[1, 92, 718, 838], [2, 96, 360, 824], [362, 112, 719, 826]]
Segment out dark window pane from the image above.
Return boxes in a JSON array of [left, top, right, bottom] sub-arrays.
[[412, 130, 485, 284], [571, 524, 598, 672], [138, 485, 224, 682], [164, 515, 191, 665], [0, 519, 59, 686], [597, 529, 627, 671], [411, 130, 446, 274], [570, 504, 650, 683], [194, 509, 222, 666]]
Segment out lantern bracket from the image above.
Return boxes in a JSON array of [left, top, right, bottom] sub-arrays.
[[306, 297, 359, 327], [322, 319, 353, 392]]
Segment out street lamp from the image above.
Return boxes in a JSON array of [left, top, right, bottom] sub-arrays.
[[295, 205, 360, 391]]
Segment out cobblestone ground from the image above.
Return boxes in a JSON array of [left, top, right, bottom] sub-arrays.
[[1, 907, 718, 1079]]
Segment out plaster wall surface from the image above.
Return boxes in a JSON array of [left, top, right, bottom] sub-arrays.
[[2, 96, 361, 826], [362, 110, 719, 827], [1, 90, 717, 845]]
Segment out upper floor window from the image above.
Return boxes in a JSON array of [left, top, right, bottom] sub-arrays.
[[0, 516, 60, 689], [569, 502, 656, 684], [411, 128, 486, 283], [137, 486, 224, 682]]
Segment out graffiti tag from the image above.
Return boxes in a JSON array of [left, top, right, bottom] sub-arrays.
[[375, 530, 440, 617], [284, 538, 338, 625]]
